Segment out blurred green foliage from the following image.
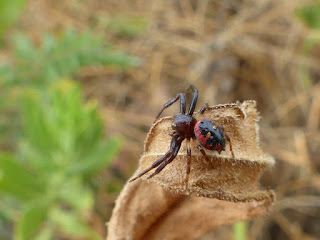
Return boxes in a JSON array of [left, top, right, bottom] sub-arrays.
[[0, 0, 27, 40], [233, 221, 247, 240], [106, 15, 148, 37], [294, 3, 320, 89], [0, 29, 139, 86], [0, 29, 139, 239], [0, 80, 122, 240], [0, 29, 139, 150], [295, 3, 320, 30]]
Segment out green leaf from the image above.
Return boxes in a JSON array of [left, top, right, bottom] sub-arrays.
[[14, 202, 48, 240], [0, 153, 44, 201], [295, 3, 320, 30], [13, 33, 37, 61], [34, 227, 53, 240], [57, 179, 94, 212], [19, 92, 60, 172], [0, 0, 27, 39], [49, 207, 102, 240], [41, 34, 55, 53], [67, 137, 122, 178]]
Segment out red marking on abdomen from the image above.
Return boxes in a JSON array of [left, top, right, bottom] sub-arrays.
[[194, 120, 207, 146]]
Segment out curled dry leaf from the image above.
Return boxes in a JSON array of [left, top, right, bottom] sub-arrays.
[[107, 101, 275, 240]]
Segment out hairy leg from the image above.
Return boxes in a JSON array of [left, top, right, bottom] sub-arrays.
[[147, 139, 182, 179], [187, 85, 199, 116], [199, 103, 209, 114], [154, 93, 186, 123], [225, 133, 235, 158], [197, 145, 215, 169], [185, 144, 191, 188], [129, 134, 183, 182], [129, 151, 172, 182]]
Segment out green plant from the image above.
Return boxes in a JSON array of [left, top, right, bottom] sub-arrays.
[[0, 29, 139, 87], [0, 0, 27, 41], [295, 3, 320, 89], [233, 221, 247, 240], [0, 29, 138, 151], [295, 3, 320, 30], [0, 79, 122, 240]]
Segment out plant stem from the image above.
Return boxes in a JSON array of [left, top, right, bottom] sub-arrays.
[[233, 221, 247, 240]]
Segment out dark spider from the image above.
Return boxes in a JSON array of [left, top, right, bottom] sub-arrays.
[[129, 86, 234, 185]]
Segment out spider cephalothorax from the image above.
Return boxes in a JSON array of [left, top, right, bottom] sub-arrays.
[[129, 86, 234, 185]]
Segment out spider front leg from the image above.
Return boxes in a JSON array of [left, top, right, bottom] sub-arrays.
[[147, 140, 182, 179], [185, 144, 191, 188], [129, 134, 183, 182], [199, 103, 209, 114], [187, 85, 199, 116], [154, 93, 186, 123]]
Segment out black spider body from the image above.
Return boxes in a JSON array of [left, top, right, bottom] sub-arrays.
[[172, 114, 197, 139], [129, 86, 234, 185]]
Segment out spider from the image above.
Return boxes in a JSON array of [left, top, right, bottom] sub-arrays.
[[129, 86, 234, 185]]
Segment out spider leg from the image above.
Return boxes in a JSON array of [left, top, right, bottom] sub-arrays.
[[147, 143, 181, 179], [129, 151, 172, 182], [187, 85, 198, 116], [199, 103, 209, 114], [197, 145, 215, 169], [154, 93, 186, 123], [225, 133, 235, 158], [185, 144, 191, 188], [129, 134, 183, 182]]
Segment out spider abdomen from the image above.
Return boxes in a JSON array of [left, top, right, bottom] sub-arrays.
[[194, 120, 226, 152]]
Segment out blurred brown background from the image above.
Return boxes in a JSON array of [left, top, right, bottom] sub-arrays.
[[3, 0, 320, 239]]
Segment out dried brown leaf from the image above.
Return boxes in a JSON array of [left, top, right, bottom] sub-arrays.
[[107, 101, 275, 240]]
